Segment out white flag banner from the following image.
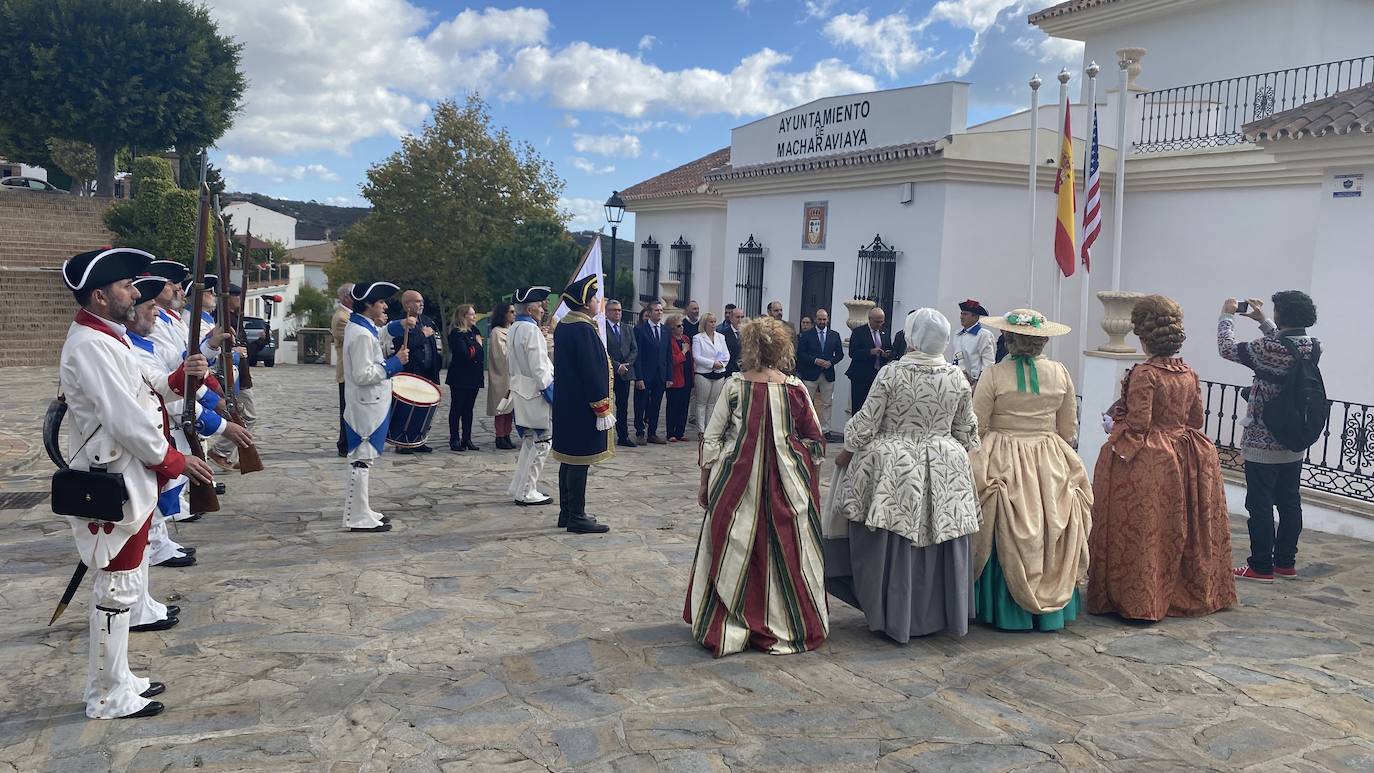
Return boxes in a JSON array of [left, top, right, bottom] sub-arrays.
[[553, 235, 606, 345]]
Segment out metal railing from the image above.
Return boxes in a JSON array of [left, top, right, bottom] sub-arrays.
[[1134, 55, 1374, 153], [1201, 380, 1374, 503]]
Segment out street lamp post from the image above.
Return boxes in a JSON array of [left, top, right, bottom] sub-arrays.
[[604, 190, 626, 301]]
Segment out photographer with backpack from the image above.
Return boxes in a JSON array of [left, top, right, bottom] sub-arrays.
[[1218, 291, 1326, 583]]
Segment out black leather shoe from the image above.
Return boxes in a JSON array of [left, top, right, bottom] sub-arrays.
[[415, 444, 434, 453], [178, 546, 196, 557], [350, 523, 392, 533], [395, 447, 414, 455], [181, 514, 203, 523], [165, 605, 180, 617], [131, 617, 179, 633], [450, 442, 465, 452], [495, 436, 515, 450], [380, 515, 391, 524], [121, 701, 164, 719], [557, 511, 570, 528], [140, 682, 166, 699], [566, 515, 610, 534], [617, 438, 637, 448], [465, 441, 480, 451], [154, 555, 196, 568]]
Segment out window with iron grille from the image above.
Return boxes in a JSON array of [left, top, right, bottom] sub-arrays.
[[735, 234, 765, 317], [855, 234, 898, 324], [639, 237, 660, 304], [669, 236, 693, 308]]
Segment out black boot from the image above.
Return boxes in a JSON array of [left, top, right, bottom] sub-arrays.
[[566, 514, 610, 534]]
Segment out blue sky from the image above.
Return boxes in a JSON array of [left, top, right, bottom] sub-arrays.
[[205, 0, 1082, 236]]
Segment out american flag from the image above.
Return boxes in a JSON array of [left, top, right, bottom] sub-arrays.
[[1080, 107, 1102, 270]]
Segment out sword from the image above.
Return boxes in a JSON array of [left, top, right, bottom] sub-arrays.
[[48, 562, 88, 625]]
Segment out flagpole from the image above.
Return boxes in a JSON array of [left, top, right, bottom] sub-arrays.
[[1052, 68, 1071, 360], [1080, 62, 1099, 375], [1028, 74, 1042, 308], [1111, 51, 1137, 291]]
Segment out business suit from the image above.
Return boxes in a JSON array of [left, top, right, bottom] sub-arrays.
[[682, 316, 700, 427], [797, 325, 845, 434], [634, 320, 671, 440], [721, 325, 743, 375], [845, 323, 892, 415], [605, 318, 638, 443]]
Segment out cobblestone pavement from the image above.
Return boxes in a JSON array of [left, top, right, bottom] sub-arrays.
[[2, 360, 1374, 772]]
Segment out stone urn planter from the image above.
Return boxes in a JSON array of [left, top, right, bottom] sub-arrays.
[[843, 298, 875, 330], [658, 279, 681, 308], [1096, 290, 1145, 353]]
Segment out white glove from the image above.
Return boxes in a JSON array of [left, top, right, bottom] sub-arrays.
[[1101, 413, 1114, 433], [596, 414, 616, 431]]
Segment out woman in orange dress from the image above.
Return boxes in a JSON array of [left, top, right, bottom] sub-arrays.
[[1087, 295, 1237, 621]]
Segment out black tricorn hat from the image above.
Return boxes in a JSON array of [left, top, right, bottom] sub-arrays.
[[561, 274, 599, 308], [132, 276, 168, 306], [147, 260, 189, 285], [513, 286, 551, 304], [958, 299, 989, 317], [351, 281, 400, 306], [62, 248, 154, 298]]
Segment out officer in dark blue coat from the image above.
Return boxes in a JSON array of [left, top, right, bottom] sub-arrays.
[[551, 274, 615, 535]]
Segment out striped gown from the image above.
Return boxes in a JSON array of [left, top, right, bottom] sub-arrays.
[[684, 375, 828, 657]]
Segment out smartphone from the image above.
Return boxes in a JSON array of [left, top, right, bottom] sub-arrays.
[[1236, 301, 1249, 314]]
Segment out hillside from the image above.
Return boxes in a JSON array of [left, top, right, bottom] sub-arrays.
[[225, 192, 370, 241]]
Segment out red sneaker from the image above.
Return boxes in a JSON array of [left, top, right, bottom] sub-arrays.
[[1234, 566, 1274, 583], [1273, 566, 1297, 579]]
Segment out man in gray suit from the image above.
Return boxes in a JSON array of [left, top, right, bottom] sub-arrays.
[[604, 299, 639, 448]]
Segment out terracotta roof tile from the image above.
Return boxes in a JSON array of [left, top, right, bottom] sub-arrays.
[[1245, 81, 1374, 141], [620, 147, 730, 202], [704, 140, 942, 182]]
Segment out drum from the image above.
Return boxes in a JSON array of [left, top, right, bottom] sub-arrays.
[[387, 373, 442, 448]]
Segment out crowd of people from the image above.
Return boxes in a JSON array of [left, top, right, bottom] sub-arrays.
[[52, 237, 1325, 717]]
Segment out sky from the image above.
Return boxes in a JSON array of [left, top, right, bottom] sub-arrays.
[[203, 0, 1084, 237]]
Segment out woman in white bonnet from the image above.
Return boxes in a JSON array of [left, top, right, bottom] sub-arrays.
[[829, 308, 981, 642]]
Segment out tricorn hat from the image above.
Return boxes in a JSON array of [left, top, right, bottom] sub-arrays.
[[147, 260, 189, 285], [980, 308, 1071, 337], [958, 298, 989, 317], [62, 248, 154, 298], [561, 275, 599, 308], [512, 286, 551, 304], [132, 275, 168, 306], [351, 281, 400, 306]]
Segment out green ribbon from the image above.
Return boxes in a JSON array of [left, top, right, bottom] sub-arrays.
[[1011, 355, 1040, 394]]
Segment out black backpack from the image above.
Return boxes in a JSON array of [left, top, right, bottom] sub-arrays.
[[1262, 337, 1329, 452]]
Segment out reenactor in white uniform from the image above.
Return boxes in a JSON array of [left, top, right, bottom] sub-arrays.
[[505, 287, 555, 507]]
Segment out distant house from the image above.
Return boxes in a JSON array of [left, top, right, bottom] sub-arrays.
[[223, 201, 297, 249], [286, 241, 336, 291]]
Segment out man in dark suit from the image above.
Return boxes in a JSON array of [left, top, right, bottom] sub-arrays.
[[797, 307, 845, 440], [604, 300, 638, 448], [634, 301, 670, 444], [391, 289, 441, 453], [845, 306, 892, 416], [681, 300, 700, 429], [721, 306, 744, 374]]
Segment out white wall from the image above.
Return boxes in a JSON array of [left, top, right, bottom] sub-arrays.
[[304, 265, 328, 291], [630, 207, 726, 311], [1309, 164, 1372, 398], [223, 202, 298, 249], [1078, 0, 1374, 95]]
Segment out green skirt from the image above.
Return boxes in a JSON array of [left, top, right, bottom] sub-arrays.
[[974, 551, 1081, 632]]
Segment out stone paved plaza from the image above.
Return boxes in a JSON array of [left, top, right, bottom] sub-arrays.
[[3, 358, 1374, 772]]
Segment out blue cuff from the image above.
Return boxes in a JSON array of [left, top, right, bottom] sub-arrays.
[[385, 320, 405, 337], [384, 355, 404, 377], [197, 409, 224, 436], [199, 389, 221, 411], [541, 384, 555, 403]]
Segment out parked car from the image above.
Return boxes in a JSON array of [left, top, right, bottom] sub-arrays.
[[242, 316, 277, 367], [0, 176, 64, 192]]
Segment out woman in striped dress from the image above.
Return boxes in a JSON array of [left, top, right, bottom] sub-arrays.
[[684, 316, 828, 657]]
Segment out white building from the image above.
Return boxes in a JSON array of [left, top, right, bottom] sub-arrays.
[[223, 201, 297, 249], [622, 0, 1373, 533]]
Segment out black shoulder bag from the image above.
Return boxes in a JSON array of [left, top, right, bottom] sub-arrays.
[[50, 419, 129, 522]]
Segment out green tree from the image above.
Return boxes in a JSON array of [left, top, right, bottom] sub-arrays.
[[0, 0, 246, 197], [484, 219, 583, 302], [289, 285, 333, 328], [45, 138, 96, 195], [331, 96, 565, 312], [105, 157, 203, 264]]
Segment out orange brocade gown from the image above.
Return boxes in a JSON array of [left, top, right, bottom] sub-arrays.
[[1087, 358, 1237, 621]]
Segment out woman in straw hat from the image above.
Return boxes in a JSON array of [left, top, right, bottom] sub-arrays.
[[969, 308, 1092, 631]]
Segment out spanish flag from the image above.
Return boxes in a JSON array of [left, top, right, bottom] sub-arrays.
[[1053, 99, 1076, 278]]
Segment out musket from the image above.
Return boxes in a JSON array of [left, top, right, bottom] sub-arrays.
[[237, 218, 255, 390], [213, 196, 264, 474], [181, 152, 221, 515]]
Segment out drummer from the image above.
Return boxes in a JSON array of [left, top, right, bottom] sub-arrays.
[[342, 281, 410, 533]]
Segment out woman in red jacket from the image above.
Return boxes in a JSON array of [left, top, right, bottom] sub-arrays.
[[665, 315, 692, 442]]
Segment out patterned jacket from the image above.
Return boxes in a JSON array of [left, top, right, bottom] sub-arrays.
[[1216, 314, 1318, 464]]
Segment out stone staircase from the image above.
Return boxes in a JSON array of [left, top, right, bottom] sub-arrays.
[[0, 191, 116, 367]]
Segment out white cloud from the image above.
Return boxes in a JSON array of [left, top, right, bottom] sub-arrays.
[[506, 43, 875, 117], [611, 119, 691, 134], [926, 0, 1027, 33], [304, 164, 340, 181], [324, 195, 366, 207], [560, 114, 580, 129], [205, 2, 547, 156], [735, 0, 750, 10], [569, 157, 616, 175], [823, 12, 937, 77], [638, 34, 657, 52], [559, 196, 605, 232], [803, 0, 837, 21], [572, 133, 642, 158], [221, 154, 339, 182]]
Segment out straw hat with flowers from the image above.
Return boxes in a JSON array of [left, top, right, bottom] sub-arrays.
[[981, 308, 1071, 337]]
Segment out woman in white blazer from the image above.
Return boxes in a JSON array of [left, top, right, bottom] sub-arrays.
[[691, 312, 730, 433]]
